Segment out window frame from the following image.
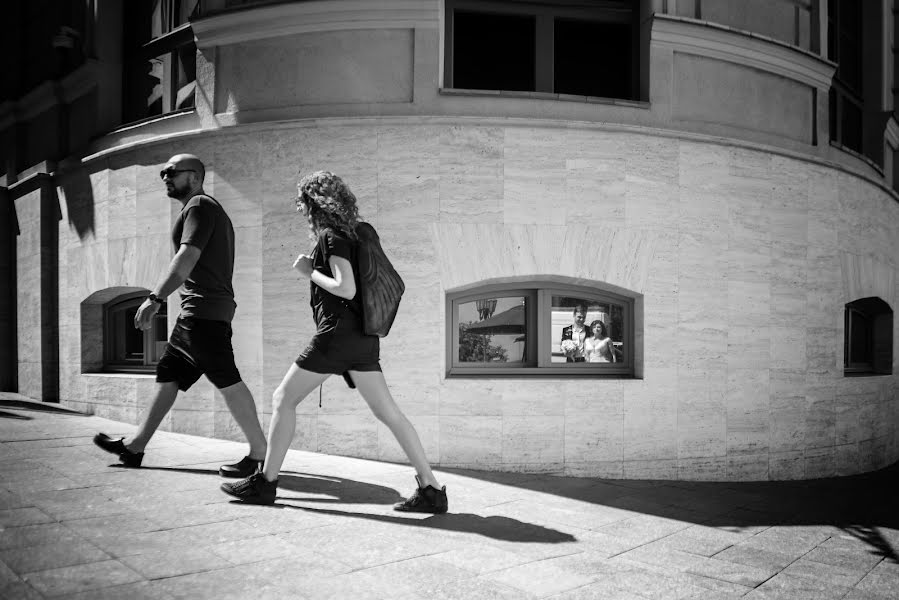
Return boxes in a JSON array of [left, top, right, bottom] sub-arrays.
[[447, 281, 634, 377], [121, 1, 198, 126], [444, 0, 639, 101], [103, 291, 168, 374]]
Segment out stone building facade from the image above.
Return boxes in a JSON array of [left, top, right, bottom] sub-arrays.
[[2, 0, 897, 480]]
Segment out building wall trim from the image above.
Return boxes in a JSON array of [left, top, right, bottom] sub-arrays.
[[652, 14, 837, 90], [191, 0, 439, 49]]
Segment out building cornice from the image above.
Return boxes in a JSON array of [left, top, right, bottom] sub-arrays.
[[652, 14, 837, 90], [191, 0, 438, 49]]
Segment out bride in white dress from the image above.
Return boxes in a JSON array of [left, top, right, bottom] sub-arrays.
[[584, 320, 616, 363]]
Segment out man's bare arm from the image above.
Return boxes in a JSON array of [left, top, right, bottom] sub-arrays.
[[134, 244, 202, 330]]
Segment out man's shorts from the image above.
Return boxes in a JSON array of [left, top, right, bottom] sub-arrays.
[[296, 315, 381, 389], [156, 317, 242, 391]]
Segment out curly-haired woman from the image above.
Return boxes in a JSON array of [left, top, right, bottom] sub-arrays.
[[221, 171, 447, 512]]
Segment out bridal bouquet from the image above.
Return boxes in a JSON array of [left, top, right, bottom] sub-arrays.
[[560, 340, 578, 355]]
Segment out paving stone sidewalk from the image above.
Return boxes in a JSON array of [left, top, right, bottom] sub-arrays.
[[1, 394, 898, 600]]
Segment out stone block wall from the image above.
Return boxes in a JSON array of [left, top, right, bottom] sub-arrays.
[[51, 121, 899, 480]]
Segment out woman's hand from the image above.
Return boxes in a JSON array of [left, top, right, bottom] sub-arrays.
[[293, 253, 313, 277]]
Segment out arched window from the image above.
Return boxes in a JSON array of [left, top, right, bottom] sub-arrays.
[[844, 297, 893, 376], [104, 292, 168, 372], [447, 281, 635, 376]]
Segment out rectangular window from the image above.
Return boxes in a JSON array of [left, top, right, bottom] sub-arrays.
[[445, 0, 639, 101], [452, 11, 536, 93], [448, 283, 633, 377], [122, 0, 198, 125]]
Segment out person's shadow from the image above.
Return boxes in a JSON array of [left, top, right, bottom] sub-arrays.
[[131, 466, 577, 544]]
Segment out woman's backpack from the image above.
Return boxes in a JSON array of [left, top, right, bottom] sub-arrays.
[[355, 222, 404, 337]]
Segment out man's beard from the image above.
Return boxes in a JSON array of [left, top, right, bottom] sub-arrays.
[[166, 183, 191, 200]]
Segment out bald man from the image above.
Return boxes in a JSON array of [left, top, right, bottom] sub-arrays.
[[94, 154, 267, 478]]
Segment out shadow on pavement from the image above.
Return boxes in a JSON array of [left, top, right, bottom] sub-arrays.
[[135, 467, 575, 543], [0, 410, 32, 420], [441, 462, 899, 564], [0, 399, 88, 415], [282, 505, 578, 543]]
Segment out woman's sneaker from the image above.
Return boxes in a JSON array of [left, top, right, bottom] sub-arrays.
[[393, 476, 448, 514], [220, 472, 277, 505]]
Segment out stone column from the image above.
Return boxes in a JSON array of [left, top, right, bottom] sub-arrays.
[[0, 185, 15, 391], [10, 172, 59, 401]]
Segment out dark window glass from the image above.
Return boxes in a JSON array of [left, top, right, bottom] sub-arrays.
[[105, 295, 168, 371], [840, 100, 862, 153], [844, 297, 893, 376], [554, 19, 632, 99], [452, 10, 536, 92], [846, 309, 870, 366]]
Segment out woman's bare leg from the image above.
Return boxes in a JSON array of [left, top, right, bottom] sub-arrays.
[[262, 363, 329, 482], [349, 370, 441, 489]]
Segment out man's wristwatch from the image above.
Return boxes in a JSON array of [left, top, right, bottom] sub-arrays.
[[147, 293, 165, 306]]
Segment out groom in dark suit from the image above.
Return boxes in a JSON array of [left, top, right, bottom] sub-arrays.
[[560, 304, 592, 362]]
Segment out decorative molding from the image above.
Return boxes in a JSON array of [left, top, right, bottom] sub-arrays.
[[191, 0, 439, 49], [79, 113, 899, 204], [886, 115, 899, 150], [652, 14, 837, 89]]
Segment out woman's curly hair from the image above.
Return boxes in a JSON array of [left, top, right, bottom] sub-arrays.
[[296, 171, 360, 241]]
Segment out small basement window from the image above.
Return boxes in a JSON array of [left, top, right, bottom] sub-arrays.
[[104, 292, 168, 373], [447, 281, 635, 377], [844, 297, 893, 376]]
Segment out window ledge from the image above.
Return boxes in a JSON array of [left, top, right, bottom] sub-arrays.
[[843, 371, 892, 377], [447, 372, 636, 380], [829, 140, 884, 177], [82, 372, 156, 379], [439, 87, 649, 109]]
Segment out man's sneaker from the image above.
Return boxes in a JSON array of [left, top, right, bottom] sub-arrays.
[[93, 433, 144, 468], [219, 455, 263, 478], [220, 472, 277, 505], [393, 476, 448, 514]]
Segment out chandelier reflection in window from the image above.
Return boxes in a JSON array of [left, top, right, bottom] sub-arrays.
[[475, 298, 497, 321]]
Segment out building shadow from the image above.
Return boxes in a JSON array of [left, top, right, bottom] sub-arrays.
[[0, 399, 88, 415], [56, 163, 97, 242], [0, 409, 31, 420], [439, 462, 899, 564]]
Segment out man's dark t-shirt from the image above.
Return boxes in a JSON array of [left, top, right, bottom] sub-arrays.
[[310, 229, 362, 333], [172, 195, 236, 322]]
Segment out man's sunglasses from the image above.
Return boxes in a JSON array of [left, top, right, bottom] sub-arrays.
[[160, 168, 196, 180]]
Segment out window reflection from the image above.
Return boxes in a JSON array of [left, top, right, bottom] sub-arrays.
[[551, 296, 623, 364], [458, 296, 528, 363]]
